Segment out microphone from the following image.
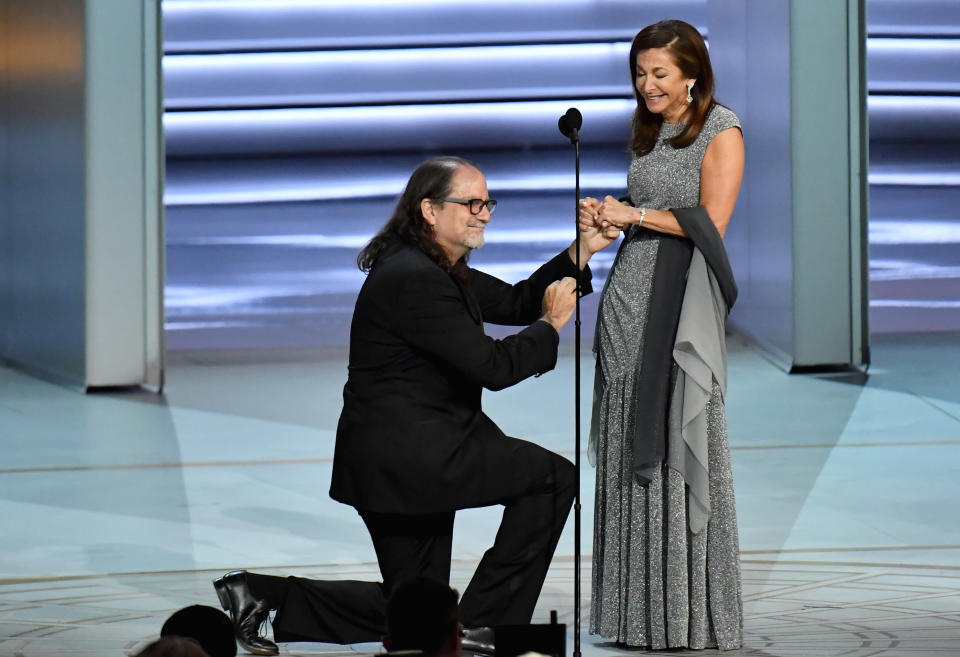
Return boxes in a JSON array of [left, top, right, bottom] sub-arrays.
[[558, 107, 582, 144]]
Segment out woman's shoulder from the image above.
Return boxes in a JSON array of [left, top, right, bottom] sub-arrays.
[[704, 104, 741, 136]]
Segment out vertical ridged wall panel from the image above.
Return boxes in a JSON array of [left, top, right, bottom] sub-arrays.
[[159, 0, 959, 349]]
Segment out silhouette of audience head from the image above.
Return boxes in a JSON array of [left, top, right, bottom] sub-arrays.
[[383, 577, 461, 657], [134, 635, 210, 657], [158, 604, 237, 657]]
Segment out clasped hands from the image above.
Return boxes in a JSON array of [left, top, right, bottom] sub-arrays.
[[579, 196, 640, 237], [545, 196, 639, 332]]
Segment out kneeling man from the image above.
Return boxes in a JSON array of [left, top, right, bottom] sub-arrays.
[[213, 156, 617, 655]]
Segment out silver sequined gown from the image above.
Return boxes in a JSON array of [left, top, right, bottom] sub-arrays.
[[589, 104, 743, 650]]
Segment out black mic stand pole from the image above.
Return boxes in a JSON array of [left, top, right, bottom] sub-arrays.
[[572, 129, 582, 657], [558, 107, 583, 657]]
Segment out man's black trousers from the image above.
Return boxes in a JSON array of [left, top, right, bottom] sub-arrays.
[[245, 436, 576, 644]]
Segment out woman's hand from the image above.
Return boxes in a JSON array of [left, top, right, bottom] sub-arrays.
[[597, 196, 641, 230]]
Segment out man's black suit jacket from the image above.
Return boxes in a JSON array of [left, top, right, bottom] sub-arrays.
[[330, 242, 591, 515]]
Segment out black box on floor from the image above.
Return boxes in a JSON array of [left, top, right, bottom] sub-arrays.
[[494, 622, 566, 657]]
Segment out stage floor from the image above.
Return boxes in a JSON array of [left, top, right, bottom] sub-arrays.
[[1, 333, 959, 656]]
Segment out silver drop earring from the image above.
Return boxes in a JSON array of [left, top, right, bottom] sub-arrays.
[[686, 81, 694, 103]]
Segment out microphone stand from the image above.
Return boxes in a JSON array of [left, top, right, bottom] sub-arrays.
[[558, 107, 583, 657], [572, 130, 582, 657]]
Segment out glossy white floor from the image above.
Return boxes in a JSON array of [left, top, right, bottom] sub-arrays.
[[1, 332, 959, 656]]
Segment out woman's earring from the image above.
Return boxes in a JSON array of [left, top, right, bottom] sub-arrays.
[[686, 81, 694, 103]]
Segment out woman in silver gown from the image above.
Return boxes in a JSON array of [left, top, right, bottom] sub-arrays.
[[580, 20, 745, 650]]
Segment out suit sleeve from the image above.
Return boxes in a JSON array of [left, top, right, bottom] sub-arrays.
[[394, 267, 559, 392], [468, 248, 593, 326]]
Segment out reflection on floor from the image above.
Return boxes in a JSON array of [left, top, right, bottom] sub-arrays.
[[1, 333, 959, 656]]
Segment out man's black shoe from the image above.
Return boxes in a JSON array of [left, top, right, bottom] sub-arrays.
[[213, 570, 279, 656]]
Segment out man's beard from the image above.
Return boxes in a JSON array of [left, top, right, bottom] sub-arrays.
[[463, 233, 485, 250]]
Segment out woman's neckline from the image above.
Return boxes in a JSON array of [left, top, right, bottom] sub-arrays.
[[660, 121, 686, 135]]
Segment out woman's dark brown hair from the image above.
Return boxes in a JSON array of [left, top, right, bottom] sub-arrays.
[[629, 19, 716, 155], [357, 156, 476, 278]]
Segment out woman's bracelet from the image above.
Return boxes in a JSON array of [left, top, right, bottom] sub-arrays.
[[638, 207, 647, 226]]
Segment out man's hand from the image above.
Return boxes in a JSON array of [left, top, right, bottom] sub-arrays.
[[579, 197, 602, 231], [540, 277, 578, 332]]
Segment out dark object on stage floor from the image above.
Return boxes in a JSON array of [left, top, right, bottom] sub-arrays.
[[135, 636, 211, 657], [494, 615, 565, 657], [160, 604, 236, 657], [213, 571, 279, 656], [386, 577, 462, 657]]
